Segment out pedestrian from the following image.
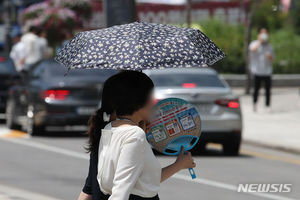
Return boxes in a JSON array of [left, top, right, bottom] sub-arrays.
[[56, 30, 73, 54], [21, 26, 42, 69], [36, 28, 51, 59], [77, 71, 195, 200], [9, 32, 26, 72], [249, 28, 275, 112]]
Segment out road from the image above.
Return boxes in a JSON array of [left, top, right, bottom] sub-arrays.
[[0, 126, 299, 200]]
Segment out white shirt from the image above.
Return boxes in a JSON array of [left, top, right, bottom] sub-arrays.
[[249, 40, 275, 76], [97, 123, 161, 200], [10, 41, 26, 72], [38, 37, 49, 58], [21, 32, 42, 65]]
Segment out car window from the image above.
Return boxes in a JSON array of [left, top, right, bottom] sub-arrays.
[[30, 60, 117, 82], [32, 62, 47, 78], [0, 58, 17, 75], [44, 60, 117, 81], [149, 73, 225, 88]]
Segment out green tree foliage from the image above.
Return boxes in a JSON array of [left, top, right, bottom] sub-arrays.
[[290, 0, 300, 34], [271, 28, 300, 73], [199, 19, 246, 74], [252, 0, 287, 31], [194, 18, 300, 74]]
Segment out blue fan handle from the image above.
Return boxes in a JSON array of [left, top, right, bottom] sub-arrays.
[[184, 151, 196, 179], [188, 168, 196, 179]]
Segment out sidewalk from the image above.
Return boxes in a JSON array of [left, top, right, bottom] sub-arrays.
[[222, 74, 300, 87], [232, 87, 300, 154]]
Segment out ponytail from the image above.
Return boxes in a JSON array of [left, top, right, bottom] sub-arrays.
[[86, 108, 107, 153], [86, 75, 116, 153]]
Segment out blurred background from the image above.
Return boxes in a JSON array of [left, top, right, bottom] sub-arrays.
[[0, 0, 299, 200]]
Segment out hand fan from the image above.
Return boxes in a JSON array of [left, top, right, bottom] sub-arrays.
[[147, 98, 201, 179]]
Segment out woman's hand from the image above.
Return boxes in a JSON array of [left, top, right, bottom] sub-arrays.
[[77, 192, 92, 200], [161, 146, 196, 182], [175, 146, 196, 169]]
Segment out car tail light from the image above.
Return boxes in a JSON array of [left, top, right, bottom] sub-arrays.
[[0, 57, 5, 62], [41, 90, 70, 100], [215, 98, 240, 108], [182, 83, 196, 88]]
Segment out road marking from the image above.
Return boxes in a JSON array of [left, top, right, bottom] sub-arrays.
[[1, 138, 298, 200], [240, 149, 300, 166], [1, 137, 88, 160], [0, 130, 27, 138], [3, 132, 300, 166], [207, 143, 300, 166], [0, 184, 62, 200], [173, 174, 297, 200]]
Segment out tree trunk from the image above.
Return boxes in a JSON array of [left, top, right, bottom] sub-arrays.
[[244, 7, 252, 95], [186, 0, 192, 28], [240, 0, 262, 94], [104, 0, 136, 27]]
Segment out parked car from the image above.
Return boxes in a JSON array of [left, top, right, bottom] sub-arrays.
[[6, 59, 116, 135], [144, 68, 242, 155], [0, 55, 20, 114]]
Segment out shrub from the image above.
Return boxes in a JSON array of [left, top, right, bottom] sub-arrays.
[[252, 0, 287, 32], [20, 0, 93, 46], [195, 20, 246, 74], [271, 28, 300, 73], [193, 19, 300, 74]]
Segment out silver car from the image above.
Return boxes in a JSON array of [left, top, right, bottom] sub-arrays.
[[144, 68, 242, 155]]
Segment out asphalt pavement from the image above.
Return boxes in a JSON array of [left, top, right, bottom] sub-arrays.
[[0, 126, 299, 200]]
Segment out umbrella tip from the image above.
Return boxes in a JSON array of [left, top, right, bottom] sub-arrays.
[[64, 68, 71, 76]]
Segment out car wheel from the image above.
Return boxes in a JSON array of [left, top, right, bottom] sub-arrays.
[[6, 99, 19, 129], [26, 117, 45, 136], [26, 106, 45, 136], [223, 135, 241, 156]]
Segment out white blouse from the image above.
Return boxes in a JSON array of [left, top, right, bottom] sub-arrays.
[[97, 123, 161, 200]]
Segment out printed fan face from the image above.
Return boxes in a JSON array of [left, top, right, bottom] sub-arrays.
[[147, 98, 201, 155]]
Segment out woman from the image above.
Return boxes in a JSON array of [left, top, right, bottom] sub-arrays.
[[78, 71, 195, 200]]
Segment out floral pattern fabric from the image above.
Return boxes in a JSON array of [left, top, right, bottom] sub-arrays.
[[55, 22, 225, 71]]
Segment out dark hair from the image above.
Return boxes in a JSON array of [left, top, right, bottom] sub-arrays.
[[113, 71, 154, 116], [15, 33, 22, 38], [29, 26, 37, 33], [35, 27, 43, 36], [258, 27, 268, 33], [87, 70, 154, 153]]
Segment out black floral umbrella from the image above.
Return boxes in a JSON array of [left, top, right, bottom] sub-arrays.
[[55, 22, 225, 71]]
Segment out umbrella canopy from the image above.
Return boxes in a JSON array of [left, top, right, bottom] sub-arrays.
[[55, 22, 225, 71]]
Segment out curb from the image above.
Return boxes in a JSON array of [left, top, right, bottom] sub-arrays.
[[221, 74, 300, 87], [243, 139, 300, 155]]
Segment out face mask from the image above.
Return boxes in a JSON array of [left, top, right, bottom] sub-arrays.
[[260, 33, 269, 42]]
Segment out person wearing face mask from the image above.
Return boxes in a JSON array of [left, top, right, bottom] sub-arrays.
[[249, 28, 275, 112]]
